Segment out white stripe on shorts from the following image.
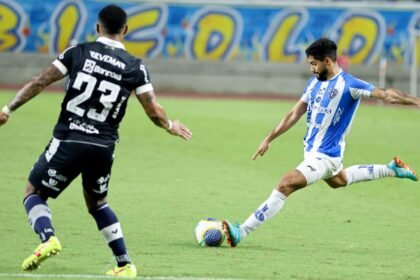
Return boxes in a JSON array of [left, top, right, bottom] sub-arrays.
[[45, 138, 60, 162]]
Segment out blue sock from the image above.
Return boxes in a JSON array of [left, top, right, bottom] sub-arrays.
[[90, 204, 131, 267], [23, 194, 55, 243]]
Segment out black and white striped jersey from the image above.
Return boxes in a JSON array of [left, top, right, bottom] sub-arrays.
[[52, 36, 153, 146]]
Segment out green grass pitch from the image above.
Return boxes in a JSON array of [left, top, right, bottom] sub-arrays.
[[0, 90, 419, 280]]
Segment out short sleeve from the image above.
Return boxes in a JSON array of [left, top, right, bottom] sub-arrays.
[[349, 77, 375, 99], [135, 62, 154, 95], [300, 77, 316, 103], [52, 45, 77, 75]]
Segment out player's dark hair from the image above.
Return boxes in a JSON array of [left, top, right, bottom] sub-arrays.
[[98, 5, 127, 35], [305, 38, 337, 61]]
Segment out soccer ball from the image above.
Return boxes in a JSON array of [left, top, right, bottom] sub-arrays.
[[194, 218, 225, 247]]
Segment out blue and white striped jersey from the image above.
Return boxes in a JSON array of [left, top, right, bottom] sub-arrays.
[[301, 70, 375, 158]]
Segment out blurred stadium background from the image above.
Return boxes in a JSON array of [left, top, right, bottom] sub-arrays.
[[0, 0, 419, 96]]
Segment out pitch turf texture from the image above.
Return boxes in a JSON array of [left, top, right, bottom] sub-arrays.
[[0, 90, 419, 280]]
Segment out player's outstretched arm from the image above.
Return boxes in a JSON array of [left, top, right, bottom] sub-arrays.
[[0, 65, 65, 126], [371, 87, 420, 107], [137, 90, 192, 140], [252, 99, 307, 160]]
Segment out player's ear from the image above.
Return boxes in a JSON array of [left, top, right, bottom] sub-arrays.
[[96, 23, 100, 34], [123, 25, 128, 36], [324, 57, 332, 65]]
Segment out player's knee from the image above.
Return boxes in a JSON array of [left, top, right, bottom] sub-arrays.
[[277, 177, 302, 196], [87, 198, 107, 213], [23, 181, 45, 199]]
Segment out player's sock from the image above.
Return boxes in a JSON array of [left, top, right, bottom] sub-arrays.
[[90, 203, 131, 267], [240, 189, 287, 238], [345, 164, 395, 186], [24, 194, 55, 242]]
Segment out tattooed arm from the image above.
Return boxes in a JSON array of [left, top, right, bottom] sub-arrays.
[[136, 91, 192, 140], [0, 65, 65, 125], [137, 90, 170, 129]]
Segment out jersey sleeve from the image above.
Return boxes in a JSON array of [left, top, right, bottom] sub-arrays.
[[300, 77, 315, 103], [134, 62, 154, 95], [349, 77, 375, 99], [52, 45, 77, 75]]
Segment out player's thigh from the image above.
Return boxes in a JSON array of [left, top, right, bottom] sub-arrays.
[[29, 138, 82, 198], [81, 145, 115, 200], [296, 156, 341, 186]]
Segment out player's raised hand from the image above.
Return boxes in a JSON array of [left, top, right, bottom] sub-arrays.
[[252, 138, 270, 160], [167, 119, 192, 140]]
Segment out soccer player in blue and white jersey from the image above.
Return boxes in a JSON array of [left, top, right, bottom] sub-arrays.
[[0, 4, 192, 277], [222, 38, 420, 247]]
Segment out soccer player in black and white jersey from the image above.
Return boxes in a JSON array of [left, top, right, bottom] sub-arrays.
[[0, 5, 192, 277]]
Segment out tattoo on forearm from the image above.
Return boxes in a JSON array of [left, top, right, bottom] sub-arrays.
[[145, 92, 154, 103], [149, 115, 167, 128], [8, 65, 64, 111]]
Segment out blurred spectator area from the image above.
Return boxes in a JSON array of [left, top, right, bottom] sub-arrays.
[[0, 52, 412, 96]]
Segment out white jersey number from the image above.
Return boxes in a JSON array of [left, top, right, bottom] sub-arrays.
[[67, 72, 120, 122]]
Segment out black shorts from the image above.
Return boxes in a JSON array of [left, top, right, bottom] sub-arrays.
[[29, 138, 115, 199]]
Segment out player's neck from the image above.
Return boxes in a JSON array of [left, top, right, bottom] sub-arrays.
[[327, 64, 341, 80], [100, 33, 124, 43]]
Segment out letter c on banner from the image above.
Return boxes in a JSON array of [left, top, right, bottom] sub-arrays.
[[185, 6, 243, 61], [0, 0, 27, 52]]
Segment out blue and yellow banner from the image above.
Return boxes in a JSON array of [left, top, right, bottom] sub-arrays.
[[0, 0, 419, 65]]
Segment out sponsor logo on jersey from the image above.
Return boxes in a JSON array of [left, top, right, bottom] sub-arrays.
[[93, 64, 122, 81], [89, 51, 126, 70], [69, 120, 99, 134], [332, 107, 343, 126], [329, 88, 339, 98], [83, 59, 96, 74], [311, 105, 332, 115], [112, 96, 127, 119], [83, 59, 122, 81]]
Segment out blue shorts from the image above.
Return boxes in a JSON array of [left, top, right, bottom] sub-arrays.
[[29, 138, 114, 199]]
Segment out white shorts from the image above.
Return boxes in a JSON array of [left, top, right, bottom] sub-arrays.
[[296, 153, 343, 185]]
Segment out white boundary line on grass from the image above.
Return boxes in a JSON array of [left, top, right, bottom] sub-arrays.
[[0, 273, 240, 280]]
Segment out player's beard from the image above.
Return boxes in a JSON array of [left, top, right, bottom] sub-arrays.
[[316, 68, 328, 81]]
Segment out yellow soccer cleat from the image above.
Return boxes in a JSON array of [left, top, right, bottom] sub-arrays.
[[106, 263, 137, 278], [22, 236, 62, 271]]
